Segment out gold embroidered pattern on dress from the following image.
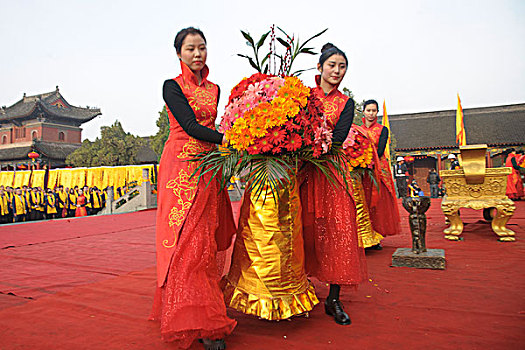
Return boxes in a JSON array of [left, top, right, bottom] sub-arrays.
[[187, 87, 217, 118], [321, 96, 346, 123], [162, 168, 199, 248], [177, 138, 212, 160]]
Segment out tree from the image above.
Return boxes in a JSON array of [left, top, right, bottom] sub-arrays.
[[342, 87, 365, 125], [66, 120, 145, 167], [150, 106, 170, 160]]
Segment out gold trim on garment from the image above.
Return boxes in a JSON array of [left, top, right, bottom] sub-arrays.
[[221, 278, 319, 321]]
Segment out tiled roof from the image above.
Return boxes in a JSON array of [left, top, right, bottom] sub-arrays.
[[0, 88, 101, 123], [383, 103, 525, 151], [136, 138, 159, 164], [0, 140, 80, 161]]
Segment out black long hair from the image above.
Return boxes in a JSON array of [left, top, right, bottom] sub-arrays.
[[174, 27, 206, 54], [318, 43, 348, 66], [363, 99, 379, 111]]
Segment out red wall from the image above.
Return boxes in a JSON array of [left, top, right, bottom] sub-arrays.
[[0, 125, 81, 144]]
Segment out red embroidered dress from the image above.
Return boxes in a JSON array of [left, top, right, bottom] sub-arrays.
[[300, 76, 367, 286], [150, 61, 236, 348], [74, 195, 87, 217], [505, 153, 524, 200], [361, 119, 401, 236]]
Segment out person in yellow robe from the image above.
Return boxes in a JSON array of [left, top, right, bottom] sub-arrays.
[[12, 188, 28, 222], [67, 189, 77, 217], [0, 188, 10, 224], [45, 190, 58, 220], [90, 187, 103, 215], [23, 186, 32, 220], [56, 186, 68, 218]]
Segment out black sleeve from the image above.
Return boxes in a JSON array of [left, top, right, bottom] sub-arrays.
[[332, 98, 355, 144], [511, 157, 521, 170], [163, 80, 223, 144], [377, 127, 389, 158]]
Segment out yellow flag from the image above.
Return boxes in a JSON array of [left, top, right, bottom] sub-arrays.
[[456, 93, 466, 146], [382, 100, 391, 161]]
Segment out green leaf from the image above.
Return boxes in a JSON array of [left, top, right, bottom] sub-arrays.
[[291, 67, 316, 76], [276, 26, 293, 42], [276, 37, 290, 48], [298, 28, 328, 51], [240, 30, 255, 47], [256, 31, 270, 49], [299, 47, 316, 55], [247, 57, 260, 71]]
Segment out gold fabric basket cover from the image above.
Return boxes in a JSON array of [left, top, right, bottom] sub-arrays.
[[221, 176, 319, 320]]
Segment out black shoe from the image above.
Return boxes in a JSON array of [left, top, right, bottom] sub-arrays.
[[365, 243, 382, 251], [324, 298, 351, 325], [199, 338, 226, 350]]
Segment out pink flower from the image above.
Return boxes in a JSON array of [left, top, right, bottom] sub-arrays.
[[313, 120, 333, 155]]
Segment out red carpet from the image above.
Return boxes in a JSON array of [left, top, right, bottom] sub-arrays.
[[0, 200, 524, 349]]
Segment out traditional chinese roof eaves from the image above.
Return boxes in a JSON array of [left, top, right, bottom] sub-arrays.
[[382, 103, 525, 151], [0, 89, 101, 123], [136, 137, 159, 164], [0, 140, 80, 161]]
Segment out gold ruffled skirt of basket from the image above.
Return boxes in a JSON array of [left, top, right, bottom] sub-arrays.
[[221, 176, 319, 320], [352, 177, 384, 248]]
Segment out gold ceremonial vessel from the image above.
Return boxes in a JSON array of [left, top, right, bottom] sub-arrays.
[[440, 144, 516, 242]]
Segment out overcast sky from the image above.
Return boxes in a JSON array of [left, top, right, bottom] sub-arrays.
[[1, 0, 524, 140]]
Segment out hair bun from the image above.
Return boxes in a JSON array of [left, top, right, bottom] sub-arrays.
[[321, 43, 336, 53]]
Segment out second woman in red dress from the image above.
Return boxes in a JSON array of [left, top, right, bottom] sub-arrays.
[[300, 43, 367, 326]]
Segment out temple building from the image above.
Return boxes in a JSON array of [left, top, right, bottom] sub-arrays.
[[0, 87, 101, 169], [385, 102, 525, 195]]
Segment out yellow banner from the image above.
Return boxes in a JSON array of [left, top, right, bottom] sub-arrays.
[[31, 170, 46, 188], [13, 170, 31, 188], [86, 167, 104, 189], [456, 93, 466, 146], [71, 168, 87, 188], [57, 169, 73, 189], [0, 171, 15, 187], [47, 169, 59, 189]]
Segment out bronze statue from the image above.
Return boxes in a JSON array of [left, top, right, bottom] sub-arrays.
[[402, 196, 431, 254]]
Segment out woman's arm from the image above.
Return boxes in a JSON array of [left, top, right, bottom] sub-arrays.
[[377, 127, 389, 158], [332, 98, 355, 144], [163, 80, 223, 144]]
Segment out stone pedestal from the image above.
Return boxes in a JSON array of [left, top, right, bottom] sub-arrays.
[[391, 248, 446, 270]]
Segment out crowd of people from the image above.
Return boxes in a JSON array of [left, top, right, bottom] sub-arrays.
[[0, 185, 107, 224]]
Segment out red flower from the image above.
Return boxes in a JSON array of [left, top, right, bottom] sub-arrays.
[[271, 146, 283, 154], [266, 127, 287, 145], [254, 137, 273, 153], [228, 73, 268, 103], [284, 133, 302, 151], [247, 143, 261, 155], [284, 119, 301, 132]]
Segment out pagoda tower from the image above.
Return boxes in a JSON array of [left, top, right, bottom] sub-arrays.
[[0, 86, 101, 168]]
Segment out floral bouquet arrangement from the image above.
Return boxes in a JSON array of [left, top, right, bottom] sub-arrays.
[[342, 127, 374, 172], [221, 74, 332, 158], [192, 26, 368, 201]]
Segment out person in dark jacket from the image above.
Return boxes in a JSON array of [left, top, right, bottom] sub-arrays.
[[394, 156, 409, 197], [427, 168, 441, 198]]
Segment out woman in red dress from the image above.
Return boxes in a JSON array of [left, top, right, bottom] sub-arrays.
[[300, 43, 367, 326], [505, 149, 525, 200], [74, 189, 88, 217], [361, 100, 402, 247], [149, 27, 236, 350]]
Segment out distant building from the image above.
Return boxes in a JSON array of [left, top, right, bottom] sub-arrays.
[[383, 103, 525, 194], [0, 86, 101, 169]]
